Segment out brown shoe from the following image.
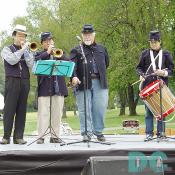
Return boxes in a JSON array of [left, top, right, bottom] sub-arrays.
[[13, 139, 27, 145], [0, 138, 10, 144], [97, 134, 106, 142], [50, 137, 62, 143], [37, 138, 44, 144]]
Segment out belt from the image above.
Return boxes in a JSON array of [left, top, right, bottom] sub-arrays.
[[91, 73, 100, 79]]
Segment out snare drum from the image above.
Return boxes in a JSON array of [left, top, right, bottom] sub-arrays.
[[139, 80, 175, 119]]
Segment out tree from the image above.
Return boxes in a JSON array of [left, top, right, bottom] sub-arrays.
[[0, 0, 175, 114]]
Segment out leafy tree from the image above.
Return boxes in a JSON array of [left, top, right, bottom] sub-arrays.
[[0, 0, 175, 115]]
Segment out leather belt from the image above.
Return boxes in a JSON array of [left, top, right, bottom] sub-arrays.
[[91, 73, 100, 79]]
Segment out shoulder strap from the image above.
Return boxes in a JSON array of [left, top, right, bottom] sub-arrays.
[[9, 45, 17, 53]]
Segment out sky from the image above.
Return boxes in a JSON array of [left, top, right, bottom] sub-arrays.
[[0, 0, 28, 33]]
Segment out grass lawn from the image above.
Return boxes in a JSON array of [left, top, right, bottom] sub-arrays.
[[0, 105, 175, 136]]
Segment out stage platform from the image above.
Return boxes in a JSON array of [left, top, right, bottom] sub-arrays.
[[0, 135, 175, 175]]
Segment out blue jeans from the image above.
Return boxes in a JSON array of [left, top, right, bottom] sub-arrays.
[[76, 79, 108, 136], [145, 106, 165, 135]]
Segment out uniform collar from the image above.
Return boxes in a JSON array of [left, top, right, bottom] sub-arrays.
[[13, 44, 21, 49]]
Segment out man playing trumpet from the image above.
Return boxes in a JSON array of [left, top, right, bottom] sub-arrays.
[[34, 32, 68, 144], [0, 24, 34, 144]]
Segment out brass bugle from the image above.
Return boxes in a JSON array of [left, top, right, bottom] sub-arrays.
[[30, 42, 38, 52], [52, 48, 63, 58]]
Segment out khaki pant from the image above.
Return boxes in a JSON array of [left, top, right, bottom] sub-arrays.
[[37, 95, 64, 138]]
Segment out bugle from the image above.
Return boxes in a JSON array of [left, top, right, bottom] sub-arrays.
[[30, 42, 38, 52], [52, 48, 63, 58]]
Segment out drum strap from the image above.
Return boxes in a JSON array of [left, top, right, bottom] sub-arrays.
[[150, 49, 163, 71]]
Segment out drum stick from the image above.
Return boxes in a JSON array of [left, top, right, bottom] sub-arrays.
[[132, 73, 155, 86], [131, 79, 141, 86], [133, 68, 167, 87]]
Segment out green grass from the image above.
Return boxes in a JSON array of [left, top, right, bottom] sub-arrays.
[[1, 105, 175, 136]]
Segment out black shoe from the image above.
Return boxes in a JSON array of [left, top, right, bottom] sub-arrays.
[[82, 135, 91, 142], [97, 134, 106, 142], [157, 134, 167, 139], [0, 138, 10, 144], [50, 137, 62, 143], [37, 138, 44, 144], [13, 139, 27, 144], [144, 135, 153, 142]]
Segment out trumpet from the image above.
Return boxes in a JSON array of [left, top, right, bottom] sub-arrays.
[[29, 42, 38, 52], [52, 48, 63, 58]]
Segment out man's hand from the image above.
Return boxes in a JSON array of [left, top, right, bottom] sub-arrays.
[[21, 41, 30, 50], [154, 69, 165, 76], [47, 44, 54, 54], [72, 77, 81, 87]]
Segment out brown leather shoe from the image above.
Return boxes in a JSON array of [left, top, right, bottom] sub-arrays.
[[0, 138, 10, 144], [13, 139, 27, 144], [97, 134, 106, 142], [50, 137, 62, 143]]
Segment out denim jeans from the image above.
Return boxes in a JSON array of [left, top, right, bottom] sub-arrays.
[[76, 79, 108, 136], [145, 106, 165, 135]]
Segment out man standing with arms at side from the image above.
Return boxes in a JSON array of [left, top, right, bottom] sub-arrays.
[[70, 24, 109, 142], [0, 24, 34, 144]]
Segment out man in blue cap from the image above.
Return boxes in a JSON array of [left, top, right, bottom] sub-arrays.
[[136, 31, 174, 141], [34, 32, 68, 144], [70, 24, 109, 142]]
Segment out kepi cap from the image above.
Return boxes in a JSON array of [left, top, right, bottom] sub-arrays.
[[82, 24, 94, 33], [40, 32, 54, 43], [149, 31, 161, 41]]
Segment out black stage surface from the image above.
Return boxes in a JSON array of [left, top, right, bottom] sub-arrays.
[[0, 135, 175, 175]]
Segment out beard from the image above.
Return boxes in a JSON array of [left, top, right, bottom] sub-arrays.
[[84, 40, 92, 46]]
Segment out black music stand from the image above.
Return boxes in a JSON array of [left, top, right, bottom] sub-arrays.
[[60, 41, 112, 147], [28, 60, 74, 146], [156, 77, 166, 142]]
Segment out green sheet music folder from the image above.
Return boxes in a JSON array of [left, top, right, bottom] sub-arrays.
[[33, 60, 75, 77]]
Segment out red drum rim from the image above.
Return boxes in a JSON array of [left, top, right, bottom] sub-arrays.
[[139, 80, 161, 98], [156, 105, 175, 119]]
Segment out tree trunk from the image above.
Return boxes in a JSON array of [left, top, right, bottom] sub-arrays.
[[62, 105, 67, 118], [127, 84, 138, 116], [73, 103, 77, 116], [120, 104, 126, 116], [118, 89, 126, 116]]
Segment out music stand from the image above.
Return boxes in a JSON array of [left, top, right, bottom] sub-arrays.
[[28, 60, 75, 146]]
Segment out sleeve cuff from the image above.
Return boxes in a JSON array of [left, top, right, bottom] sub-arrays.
[[164, 70, 168, 77]]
